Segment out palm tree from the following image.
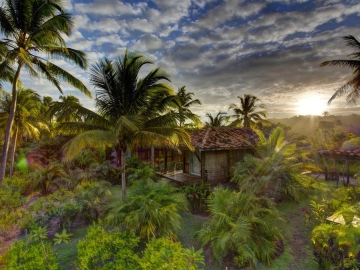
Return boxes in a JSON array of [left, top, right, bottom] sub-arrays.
[[232, 127, 313, 200], [47, 95, 83, 123], [229, 94, 267, 128], [204, 112, 229, 127], [57, 51, 193, 200], [173, 86, 202, 128], [196, 187, 282, 267], [0, 88, 47, 176], [105, 177, 188, 240], [0, 0, 91, 181], [321, 35, 360, 105]]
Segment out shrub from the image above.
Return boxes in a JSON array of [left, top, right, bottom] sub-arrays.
[[196, 188, 282, 267], [105, 178, 187, 240], [77, 223, 140, 270], [139, 237, 204, 270], [5, 239, 60, 270]]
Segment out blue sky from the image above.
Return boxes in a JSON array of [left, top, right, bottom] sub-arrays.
[[14, 0, 360, 118]]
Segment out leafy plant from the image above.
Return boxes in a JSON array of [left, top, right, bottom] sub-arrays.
[[105, 178, 188, 240], [77, 223, 140, 269], [310, 200, 328, 224], [312, 223, 360, 269], [53, 229, 73, 245], [5, 239, 60, 270], [182, 181, 210, 213], [196, 188, 282, 267], [139, 237, 204, 270]]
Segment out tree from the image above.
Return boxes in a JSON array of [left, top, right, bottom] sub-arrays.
[[232, 127, 313, 200], [322, 111, 330, 117], [0, 88, 47, 177], [57, 51, 193, 200], [173, 86, 202, 128], [229, 94, 267, 128], [204, 111, 229, 127], [322, 35, 360, 105], [0, 0, 91, 181], [196, 188, 282, 267]]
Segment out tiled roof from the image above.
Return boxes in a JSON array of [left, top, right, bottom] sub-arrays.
[[318, 149, 360, 159], [190, 127, 257, 150]]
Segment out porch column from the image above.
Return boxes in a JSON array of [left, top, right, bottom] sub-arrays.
[[201, 151, 206, 182]]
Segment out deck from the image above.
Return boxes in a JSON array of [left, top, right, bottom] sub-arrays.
[[157, 170, 202, 185]]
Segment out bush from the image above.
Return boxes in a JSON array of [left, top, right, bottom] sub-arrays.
[[105, 178, 187, 240], [5, 239, 60, 270], [77, 223, 140, 270], [139, 237, 204, 270]]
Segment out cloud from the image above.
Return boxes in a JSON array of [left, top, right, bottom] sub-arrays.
[[74, 0, 143, 16]]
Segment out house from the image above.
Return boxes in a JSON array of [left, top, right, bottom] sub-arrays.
[[134, 127, 258, 185]]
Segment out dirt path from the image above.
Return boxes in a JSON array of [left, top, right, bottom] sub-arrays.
[[282, 201, 318, 270]]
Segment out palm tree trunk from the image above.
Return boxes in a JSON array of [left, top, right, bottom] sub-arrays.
[[9, 126, 18, 178], [121, 147, 127, 201], [151, 146, 155, 168], [0, 64, 22, 182]]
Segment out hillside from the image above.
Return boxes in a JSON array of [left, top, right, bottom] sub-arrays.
[[268, 114, 360, 137]]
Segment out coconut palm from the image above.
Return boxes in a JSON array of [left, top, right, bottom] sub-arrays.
[[196, 188, 282, 267], [47, 95, 83, 123], [321, 35, 360, 105], [204, 112, 230, 127], [229, 94, 267, 128], [0, 88, 48, 176], [57, 51, 193, 200], [173, 86, 201, 128], [0, 0, 91, 181]]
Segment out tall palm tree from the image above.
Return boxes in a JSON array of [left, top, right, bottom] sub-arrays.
[[204, 111, 230, 127], [321, 35, 360, 105], [173, 86, 201, 128], [47, 95, 83, 123], [0, 0, 91, 181], [229, 94, 267, 128], [0, 88, 47, 176], [57, 51, 193, 200]]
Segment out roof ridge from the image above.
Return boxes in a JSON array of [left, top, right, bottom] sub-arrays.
[[199, 127, 211, 149]]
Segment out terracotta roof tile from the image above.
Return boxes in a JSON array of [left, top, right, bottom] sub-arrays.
[[190, 127, 257, 150], [318, 148, 360, 159]]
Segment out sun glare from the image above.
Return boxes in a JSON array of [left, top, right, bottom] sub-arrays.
[[297, 97, 327, 116]]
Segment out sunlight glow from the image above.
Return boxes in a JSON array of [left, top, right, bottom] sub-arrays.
[[297, 96, 327, 116]]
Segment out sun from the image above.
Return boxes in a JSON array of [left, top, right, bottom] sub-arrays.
[[297, 96, 327, 116]]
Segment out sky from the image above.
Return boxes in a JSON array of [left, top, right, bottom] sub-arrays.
[[8, 0, 360, 119]]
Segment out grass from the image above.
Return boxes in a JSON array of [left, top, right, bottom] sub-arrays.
[[53, 226, 88, 270], [269, 179, 338, 270]]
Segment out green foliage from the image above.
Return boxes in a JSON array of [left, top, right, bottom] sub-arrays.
[[105, 178, 188, 240], [181, 181, 210, 213], [0, 183, 29, 238], [72, 148, 103, 169], [232, 127, 314, 200], [311, 223, 360, 269], [27, 162, 67, 195], [196, 188, 282, 268], [139, 237, 204, 270], [53, 229, 73, 245], [77, 223, 140, 270], [5, 239, 60, 270], [309, 200, 328, 224]]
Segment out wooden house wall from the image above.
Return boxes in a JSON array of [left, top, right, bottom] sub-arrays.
[[204, 148, 252, 184]]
